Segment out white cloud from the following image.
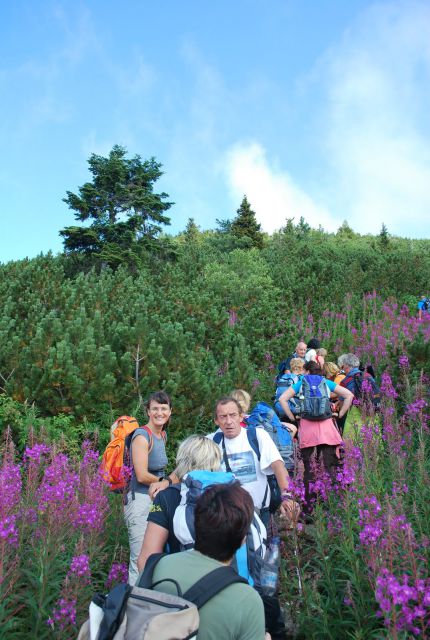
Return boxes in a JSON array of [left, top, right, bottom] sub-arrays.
[[321, 1, 430, 237], [225, 2, 430, 239], [225, 142, 338, 233]]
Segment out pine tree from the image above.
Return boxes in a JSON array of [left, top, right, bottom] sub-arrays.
[[230, 196, 264, 249], [60, 145, 173, 266], [378, 223, 390, 249]]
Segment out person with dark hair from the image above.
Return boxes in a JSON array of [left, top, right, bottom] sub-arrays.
[[279, 361, 353, 513], [124, 390, 177, 585], [151, 482, 269, 640], [306, 337, 321, 351]]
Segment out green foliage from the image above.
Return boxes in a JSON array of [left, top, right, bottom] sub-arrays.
[[0, 226, 430, 442], [230, 196, 264, 249], [60, 145, 173, 267]]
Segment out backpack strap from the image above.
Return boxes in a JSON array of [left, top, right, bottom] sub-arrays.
[[212, 432, 233, 472], [245, 426, 270, 507], [138, 425, 155, 453], [136, 552, 167, 588], [183, 566, 248, 609], [97, 583, 133, 640], [245, 427, 261, 461]]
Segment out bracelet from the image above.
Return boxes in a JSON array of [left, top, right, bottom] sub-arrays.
[[281, 492, 294, 501]]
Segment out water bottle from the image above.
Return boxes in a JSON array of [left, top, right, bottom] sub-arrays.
[[259, 536, 280, 596]]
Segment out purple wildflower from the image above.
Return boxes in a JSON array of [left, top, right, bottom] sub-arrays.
[[380, 372, 398, 399], [398, 355, 409, 369], [228, 309, 237, 327], [0, 514, 18, 546], [23, 443, 51, 464], [48, 597, 77, 630], [69, 553, 91, 579], [106, 562, 128, 589]]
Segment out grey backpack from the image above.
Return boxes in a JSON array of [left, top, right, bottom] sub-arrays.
[[300, 375, 332, 421], [77, 553, 247, 640]]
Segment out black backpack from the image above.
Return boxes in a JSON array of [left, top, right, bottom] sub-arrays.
[[342, 371, 381, 410]]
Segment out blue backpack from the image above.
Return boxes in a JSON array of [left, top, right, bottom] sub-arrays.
[[173, 470, 266, 587], [274, 373, 301, 419], [300, 375, 332, 421], [244, 402, 295, 470]]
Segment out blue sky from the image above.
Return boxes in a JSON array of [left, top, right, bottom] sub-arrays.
[[1, 0, 430, 262]]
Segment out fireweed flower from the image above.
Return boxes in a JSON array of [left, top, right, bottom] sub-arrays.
[[405, 398, 427, 417], [335, 461, 355, 490], [287, 477, 306, 503], [69, 554, 91, 580], [361, 377, 373, 394], [398, 355, 410, 369], [309, 471, 333, 502], [0, 514, 18, 546], [375, 569, 430, 636], [358, 496, 386, 547], [71, 503, 101, 533], [37, 454, 78, 514], [0, 462, 22, 512], [23, 443, 51, 464], [106, 562, 128, 589], [48, 597, 77, 630], [81, 441, 99, 467], [392, 482, 409, 497], [380, 372, 398, 399]]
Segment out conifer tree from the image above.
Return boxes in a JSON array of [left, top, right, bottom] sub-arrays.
[[378, 223, 390, 249], [230, 196, 263, 248], [60, 145, 173, 266]]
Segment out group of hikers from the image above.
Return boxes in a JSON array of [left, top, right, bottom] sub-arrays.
[[87, 339, 382, 640]]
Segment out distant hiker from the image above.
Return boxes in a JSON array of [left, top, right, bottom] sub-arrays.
[[418, 295, 430, 320], [324, 362, 346, 433], [306, 337, 321, 351], [305, 346, 327, 368], [207, 397, 299, 528], [124, 391, 177, 585], [147, 482, 269, 640], [274, 357, 304, 424], [231, 388, 252, 424], [338, 353, 381, 440], [278, 360, 353, 514], [277, 341, 306, 377]]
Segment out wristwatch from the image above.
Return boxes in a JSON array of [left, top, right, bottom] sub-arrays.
[[159, 476, 172, 485]]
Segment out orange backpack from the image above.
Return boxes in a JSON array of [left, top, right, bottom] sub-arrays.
[[101, 416, 166, 492]]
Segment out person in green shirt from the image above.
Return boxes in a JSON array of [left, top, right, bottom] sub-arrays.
[[152, 481, 270, 640]]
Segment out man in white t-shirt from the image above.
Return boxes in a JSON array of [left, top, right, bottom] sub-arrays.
[[207, 397, 297, 524]]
